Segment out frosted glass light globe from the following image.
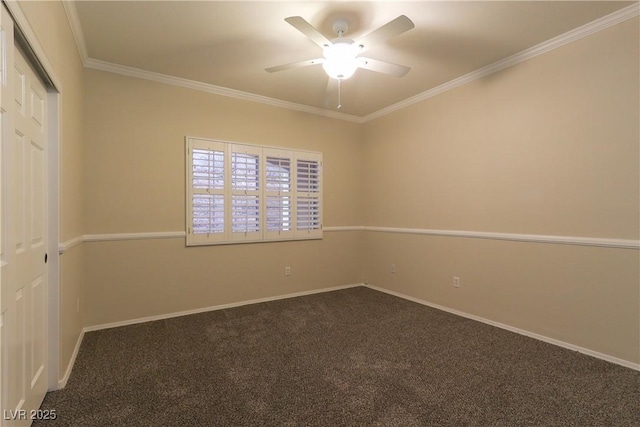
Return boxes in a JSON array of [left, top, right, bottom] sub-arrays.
[[322, 41, 359, 80]]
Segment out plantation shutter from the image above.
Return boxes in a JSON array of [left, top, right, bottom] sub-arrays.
[[294, 152, 322, 238], [186, 137, 322, 246], [264, 148, 294, 240], [230, 144, 262, 242], [186, 138, 228, 245]]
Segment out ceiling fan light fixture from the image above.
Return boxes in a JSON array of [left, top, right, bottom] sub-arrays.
[[269, 14, 415, 106], [322, 57, 358, 80], [322, 40, 359, 80]]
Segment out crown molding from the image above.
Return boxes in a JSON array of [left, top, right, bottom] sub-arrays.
[[62, 0, 361, 122], [65, 3, 639, 124], [85, 58, 364, 123], [362, 2, 640, 122], [61, 0, 88, 65]]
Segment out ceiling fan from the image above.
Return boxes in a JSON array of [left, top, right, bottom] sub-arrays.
[[266, 15, 414, 108]]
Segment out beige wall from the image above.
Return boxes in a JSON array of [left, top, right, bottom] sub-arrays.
[[362, 19, 639, 363], [84, 233, 361, 326], [84, 71, 363, 232], [83, 17, 638, 363], [82, 69, 365, 326], [16, 0, 639, 384], [17, 1, 85, 381]]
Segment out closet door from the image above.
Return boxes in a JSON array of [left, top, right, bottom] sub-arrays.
[[1, 5, 49, 425]]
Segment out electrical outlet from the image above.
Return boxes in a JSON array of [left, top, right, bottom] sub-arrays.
[[390, 264, 396, 274], [453, 276, 460, 288], [285, 266, 291, 276]]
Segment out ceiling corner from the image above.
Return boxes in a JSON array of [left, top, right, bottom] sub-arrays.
[[62, 0, 88, 65]]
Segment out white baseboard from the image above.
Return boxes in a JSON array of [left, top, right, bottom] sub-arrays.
[[58, 281, 638, 389], [58, 284, 362, 386], [83, 283, 363, 333], [364, 284, 640, 371], [57, 327, 85, 389]]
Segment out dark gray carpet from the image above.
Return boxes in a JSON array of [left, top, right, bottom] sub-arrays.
[[36, 286, 639, 426]]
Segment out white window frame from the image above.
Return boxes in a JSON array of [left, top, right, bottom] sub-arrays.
[[186, 137, 323, 246]]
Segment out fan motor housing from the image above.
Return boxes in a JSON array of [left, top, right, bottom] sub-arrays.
[[332, 18, 349, 36]]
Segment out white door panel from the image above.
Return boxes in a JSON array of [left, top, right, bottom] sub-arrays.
[[1, 5, 48, 424]]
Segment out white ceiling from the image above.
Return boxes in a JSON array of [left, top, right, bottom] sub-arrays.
[[72, 1, 634, 119]]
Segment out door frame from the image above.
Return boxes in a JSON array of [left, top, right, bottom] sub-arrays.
[[3, 0, 62, 392], [46, 91, 60, 391]]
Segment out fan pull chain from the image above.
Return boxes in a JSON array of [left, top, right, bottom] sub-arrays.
[[337, 79, 342, 110]]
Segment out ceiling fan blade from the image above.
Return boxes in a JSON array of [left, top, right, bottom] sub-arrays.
[[356, 15, 414, 52], [285, 16, 332, 49], [265, 58, 324, 73], [357, 57, 410, 77]]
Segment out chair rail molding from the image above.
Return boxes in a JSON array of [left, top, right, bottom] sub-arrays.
[[62, 227, 639, 250], [364, 226, 640, 250]]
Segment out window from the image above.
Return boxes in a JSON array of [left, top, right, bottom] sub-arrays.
[[186, 137, 322, 246]]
